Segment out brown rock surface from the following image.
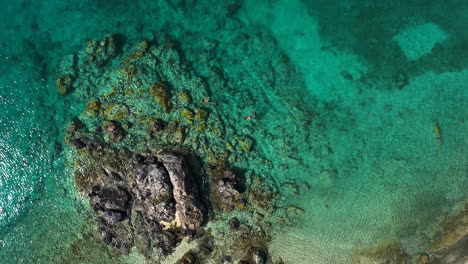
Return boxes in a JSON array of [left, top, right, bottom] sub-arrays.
[[157, 151, 205, 232]]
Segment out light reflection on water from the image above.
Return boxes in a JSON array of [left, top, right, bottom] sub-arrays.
[[0, 81, 47, 227]]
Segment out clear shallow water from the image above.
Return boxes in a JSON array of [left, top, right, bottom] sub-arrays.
[[0, 0, 467, 263]]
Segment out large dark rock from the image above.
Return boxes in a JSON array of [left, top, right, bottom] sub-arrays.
[[130, 151, 206, 254], [99, 222, 134, 254], [133, 158, 179, 253], [135, 163, 174, 209], [80, 149, 226, 256], [157, 151, 206, 232], [86, 168, 135, 254]]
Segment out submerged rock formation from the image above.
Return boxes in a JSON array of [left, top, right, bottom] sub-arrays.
[[61, 35, 284, 263]]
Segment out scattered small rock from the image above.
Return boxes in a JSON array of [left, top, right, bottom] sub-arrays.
[[103, 120, 126, 142], [287, 205, 305, 215], [253, 248, 268, 264], [282, 181, 299, 196], [229, 217, 241, 230], [150, 118, 167, 134], [177, 90, 192, 106], [177, 250, 200, 264], [415, 253, 430, 264], [221, 255, 233, 263], [341, 70, 354, 80], [68, 138, 86, 149], [393, 71, 409, 89], [239, 136, 254, 152], [150, 82, 172, 112], [240, 247, 270, 264], [56, 75, 73, 95], [86, 35, 118, 67]]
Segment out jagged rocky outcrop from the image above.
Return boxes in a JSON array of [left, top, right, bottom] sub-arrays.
[[80, 149, 209, 255], [70, 138, 278, 262], [62, 35, 281, 263], [157, 151, 205, 232], [132, 154, 179, 254]]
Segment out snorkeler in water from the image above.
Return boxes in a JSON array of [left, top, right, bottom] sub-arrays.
[[202, 97, 217, 105], [244, 111, 256, 120]]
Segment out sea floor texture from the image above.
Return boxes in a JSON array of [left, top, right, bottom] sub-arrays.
[[0, 1, 466, 263]]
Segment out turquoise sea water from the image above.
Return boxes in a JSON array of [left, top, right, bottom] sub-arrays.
[[0, 1, 467, 263]]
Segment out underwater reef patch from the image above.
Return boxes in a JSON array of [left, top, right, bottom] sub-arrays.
[[60, 35, 289, 263]]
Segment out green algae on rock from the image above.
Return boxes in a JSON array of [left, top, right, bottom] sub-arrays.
[[56, 75, 73, 95], [150, 82, 172, 113], [177, 89, 192, 107]]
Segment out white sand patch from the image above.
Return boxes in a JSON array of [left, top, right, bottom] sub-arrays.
[[162, 237, 199, 264], [393, 22, 449, 61]]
